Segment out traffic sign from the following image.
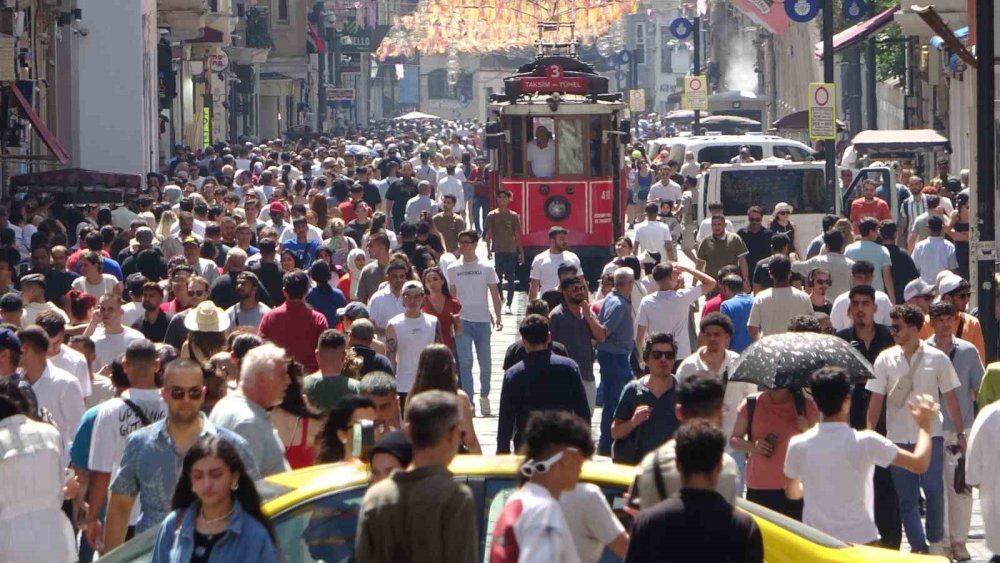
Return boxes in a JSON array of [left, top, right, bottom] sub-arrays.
[[785, 0, 819, 22], [808, 82, 836, 140], [629, 89, 646, 112], [842, 0, 867, 21], [683, 75, 708, 110], [670, 17, 693, 40]]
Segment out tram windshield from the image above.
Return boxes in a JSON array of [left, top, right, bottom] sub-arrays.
[[504, 114, 613, 178]]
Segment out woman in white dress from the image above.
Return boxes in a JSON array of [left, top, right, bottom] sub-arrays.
[[0, 378, 77, 562]]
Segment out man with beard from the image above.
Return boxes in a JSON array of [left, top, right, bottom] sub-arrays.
[[385, 162, 420, 230], [548, 276, 606, 413], [134, 281, 172, 342], [29, 244, 79, 304], [226, 271, 270, 329], [100, 359, 259, 552]]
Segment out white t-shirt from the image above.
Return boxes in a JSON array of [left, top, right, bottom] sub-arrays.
[[646, 180, 681, 204], [784, 422, 898, 544], [121, 302, 144, 329], [437, 176, 465, 210], [676, 350, 756, 437], [530, 250, 582, 293], [829, 290, 893, 330], [633, 220, 672, 262], [747, 286, 814, 337], [491, 482, 580, 563], [526, 142, 556, 177], [911, 236, 959, 284], [559, 483, 625, 563], [635, 287, 703, 359], [31, 364, 85, 453], [966, 401, 1000, 554], [386, 313, 437, 392], [91, 326, 146, 373], [866, 343, 960, 442], [447, 259, 499, 323], [50, 344, 92, 399], [367, 288, 405, 331], [72, 274, 119, 298]]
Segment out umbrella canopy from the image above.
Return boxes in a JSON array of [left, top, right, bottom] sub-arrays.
[[395, 111, 442, 121], [661, 110, 695, 123], [345, 144, 378, 157], [730, 333, 875, 390], [772, 110, 846, 132], [699, 114, 762, 127]]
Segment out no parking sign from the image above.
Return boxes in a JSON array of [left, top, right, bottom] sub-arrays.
[[683, 76, 708, 110]]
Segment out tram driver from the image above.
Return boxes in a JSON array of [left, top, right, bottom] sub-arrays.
[[527, 125, 556, 177]]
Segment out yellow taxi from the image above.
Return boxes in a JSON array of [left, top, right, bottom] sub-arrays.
[[101, 455, 944, 562]]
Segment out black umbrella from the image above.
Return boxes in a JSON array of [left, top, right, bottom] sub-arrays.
[[730, 333, 874, 390]]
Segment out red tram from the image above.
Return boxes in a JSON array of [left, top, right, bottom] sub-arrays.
[[485, 24, 631, 280]]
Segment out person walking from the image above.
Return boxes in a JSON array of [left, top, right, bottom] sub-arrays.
[[625, 420, 764, 563], [747, 255, 813, 340], [611, 333, 680, 464], [528, 226, 581, 301], [696, 214, 750, 289], [485, 189, 523, 314], [845, 217, 894, 300], [152, 436, 278, 563], [634, 202, 675, 263], [496, 314, 590, 454], [447, 229, 503, 415], [865, 305, 968, 555], [595, 267, 636, 456], [385, 280, 438, 406], [490, 410, 595, 563], [634, 262, 715, 362], [408, 344, 482, 454], [356, 391, 477, 563], [549, 276, 606, 412], [258, 270, 328, 372]]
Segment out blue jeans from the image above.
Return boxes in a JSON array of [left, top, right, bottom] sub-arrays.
[[456, 320, 492, 399], [731, 450, 747, 496], [494, 252, 517, 306], [597, 349, 633, 455], [472, 196, 489, 233], [890, 437, 945, 551]]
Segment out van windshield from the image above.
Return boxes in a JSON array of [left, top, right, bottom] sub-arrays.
[[719, 168, 831, 217]]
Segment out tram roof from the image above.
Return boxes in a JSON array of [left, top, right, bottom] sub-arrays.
[[489, 94, 626, 115]]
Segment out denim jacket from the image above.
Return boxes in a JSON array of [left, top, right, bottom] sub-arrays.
[[152, 499, 279, 563]]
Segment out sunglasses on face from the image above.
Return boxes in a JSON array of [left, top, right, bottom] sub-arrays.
[[169, 386, 203, 400], [190, 290, 205, 297], [649, 349, 676, 360], [777, 211, 790, 216], [813, 279, 832, 286], [748, 217, 762, 223], [519, 447, 580, 478]]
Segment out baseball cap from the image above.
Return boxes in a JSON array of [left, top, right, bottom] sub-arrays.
[[336, 302, 369, 320], [236, 271, 261, 287], [20, 273, 46, 288], [0, 327, 20, 352], [903, 279, 935, 302], [369, 430, 414, 468], [269, 201, 286, 214], [401, 280, 424, 294], [938, 274, 970, 298]]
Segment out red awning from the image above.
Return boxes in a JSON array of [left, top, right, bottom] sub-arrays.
[[9, 85, 70, 165], [814, 6, 899, 59]]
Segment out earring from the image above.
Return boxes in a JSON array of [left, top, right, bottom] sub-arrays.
[[231, 481, 239, 491]]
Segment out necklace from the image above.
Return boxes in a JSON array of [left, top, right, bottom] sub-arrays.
[[198, 507, 234, 524]]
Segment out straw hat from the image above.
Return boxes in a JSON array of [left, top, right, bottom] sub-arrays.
[[184, 302, 231, 333]]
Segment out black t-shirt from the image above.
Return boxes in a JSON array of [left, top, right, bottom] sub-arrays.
[[812, 301, 832, 315], [751, 255, 803, 291], [540, 289, 564, 313], [133, 310, 172, 343], [250, 261, 285, 307], [836, 324, 895, 431], [385, 178, 419, 229], [502, 340, 569, 371], [361, 182, 382, 209], [418, 233, 445, 256], [192, 531, 225, 563], [344, 220, 370, 247], [737, 227, 773, 276]]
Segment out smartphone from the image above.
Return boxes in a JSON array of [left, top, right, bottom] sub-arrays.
[[763, 433, 779, 457]]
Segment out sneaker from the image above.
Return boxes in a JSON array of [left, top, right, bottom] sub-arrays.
[[479, 396, 492, 417], [951, 542, 971, 561], [504, 305, 512, 315], [927, 542, 948, 557]]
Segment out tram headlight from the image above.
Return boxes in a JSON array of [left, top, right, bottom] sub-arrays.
[[545, 196, 570, 222]]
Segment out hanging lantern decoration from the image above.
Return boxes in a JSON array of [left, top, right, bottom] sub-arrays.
[[596, 35, 613, 58], [447, 68, 460, 87], [446, 56, 460, 72]]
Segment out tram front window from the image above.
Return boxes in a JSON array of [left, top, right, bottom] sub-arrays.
[[556, 119, 585, 175], [527, 125, 556, 177]]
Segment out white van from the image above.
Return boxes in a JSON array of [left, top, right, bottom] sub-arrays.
[[698, 161, 833, 256], [663, 135, 816, 166]]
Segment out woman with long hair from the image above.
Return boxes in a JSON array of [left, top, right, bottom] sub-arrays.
[[0, 379, 78, 562], [156, 209, 178, 242], [306, 260, 346, 327], [310, 192, 328, 233], [270, 362, 324, 469], [315, 395, 377, 464], [407, 344, 481, 454], [280, 249, 301, 274], [325, 218, 357, 267], [363, 211, 397, 248], [153, 436, 278, 563], [420, 267, 462, 353], [182, 302, 231, 364]]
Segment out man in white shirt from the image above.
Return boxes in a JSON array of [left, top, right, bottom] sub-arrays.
[[829, 261, 894, 330], [526, 125, 556, 178], [646, 164, 682, 205], [384, 281, 438, 398], [436, 162, 466, 217], [747, 255, 813, 339], [695, 201, 735, 244], [90, 293, 146, 373], [634, 202, 676, 263], [18, 326, 84, 451], [965, 400, 1000, 559], [865, 304, 968, 556], [367, 261, 407, 335], [528, 226, 581, 301], [635, 262, 716, 363], [36, 310, 91, 399], [784, 366, 938, 545], [911, 215, 958, 284], [447, 230, 503, 415]]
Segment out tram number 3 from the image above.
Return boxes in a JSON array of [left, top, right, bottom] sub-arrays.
[[547, 65, 562, 79]]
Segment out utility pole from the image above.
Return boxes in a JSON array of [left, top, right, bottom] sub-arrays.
[[973, 0, 996, 360], [692, 16, 701, 133], [822, 0, 836, 196]]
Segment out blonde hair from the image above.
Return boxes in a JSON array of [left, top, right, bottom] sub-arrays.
[[156, 210, 178, 240]]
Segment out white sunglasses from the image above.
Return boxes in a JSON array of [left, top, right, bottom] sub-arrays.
[[519, 448, 580, 478]]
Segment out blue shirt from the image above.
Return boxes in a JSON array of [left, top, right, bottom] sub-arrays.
[[110, 415, 260, 532], [75, 257, 123, 280], [153, 499, 278, 563], [69, 406, 100, 469], [596, 291, 634, 355], [283, 240, 320, 268], [720, 293, 755, 353], [306, 286, 347, 327]]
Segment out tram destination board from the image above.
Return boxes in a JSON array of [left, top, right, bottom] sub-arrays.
[[519, 64, 589, 94]]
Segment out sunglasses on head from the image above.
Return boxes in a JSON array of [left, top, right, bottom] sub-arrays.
[[649, 349, 676, 360], [169, 386, 203, 400], [520, 447, 579, 478]]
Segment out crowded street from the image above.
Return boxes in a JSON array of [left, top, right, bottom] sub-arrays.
[[0, 0, 999, 561]]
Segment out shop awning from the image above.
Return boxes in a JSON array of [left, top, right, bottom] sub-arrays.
[[9, 85, 70, 165], [814, 6, 899, 59], [851, 129, 951, 156]]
